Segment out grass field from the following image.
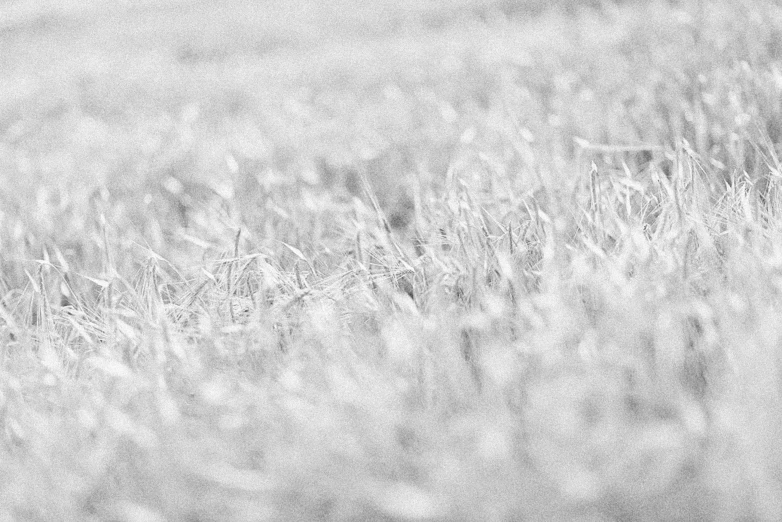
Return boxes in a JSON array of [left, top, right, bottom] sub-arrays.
[[3, 0, 782, 520]]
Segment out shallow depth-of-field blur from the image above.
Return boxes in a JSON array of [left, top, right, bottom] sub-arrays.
[[3, 0, 782, 520]]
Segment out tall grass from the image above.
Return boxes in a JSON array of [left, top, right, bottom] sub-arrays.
[[2, 0, 782, 520]]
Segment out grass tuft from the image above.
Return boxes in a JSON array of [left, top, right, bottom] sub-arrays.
[[5, 0, 782, 520]]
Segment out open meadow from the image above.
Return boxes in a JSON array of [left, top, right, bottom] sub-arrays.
[[3, 0, 782, 520]]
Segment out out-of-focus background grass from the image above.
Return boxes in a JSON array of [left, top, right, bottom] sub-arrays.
[[4, 0, 782, 520]]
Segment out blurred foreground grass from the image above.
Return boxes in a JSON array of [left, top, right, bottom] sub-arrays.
[[3, 0, 782, 520]]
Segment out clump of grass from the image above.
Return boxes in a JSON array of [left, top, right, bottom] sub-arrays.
[[4, 0, 782, 520]]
